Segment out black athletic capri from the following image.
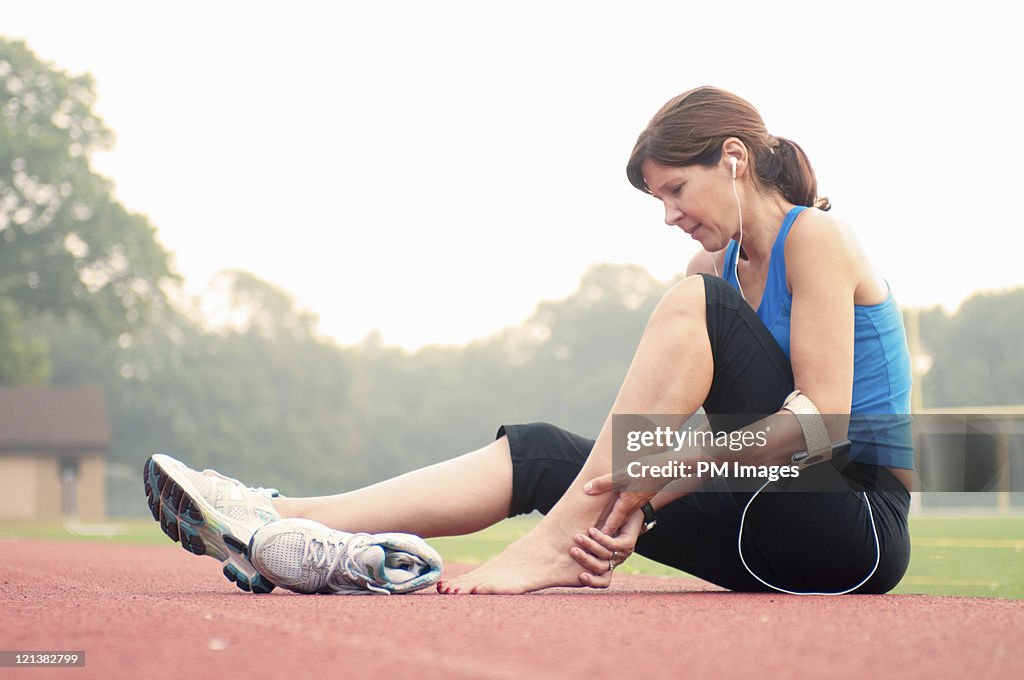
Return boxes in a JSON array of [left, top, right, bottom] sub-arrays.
[[497, 274, 911, 594]]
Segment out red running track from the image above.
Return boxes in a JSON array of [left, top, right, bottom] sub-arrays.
[[1, 539, 1021, 680]]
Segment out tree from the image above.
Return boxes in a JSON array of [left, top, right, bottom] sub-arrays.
[[200, 270, 320, 342], [0, 297, 49, 384], [920, 289, 1024, 407], [0, 37, 176, 383]]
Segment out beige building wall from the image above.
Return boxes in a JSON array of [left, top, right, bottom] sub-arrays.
[[0, 452, 106, 522], [34, 456, 61, 522], [78, 452, 106, 522], [0, 455, 39, 520]]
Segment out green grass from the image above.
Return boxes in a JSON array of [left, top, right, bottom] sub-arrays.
[[891, 517, 1024, 599], [0, 519, 174, 546], [3, 515, 1021, 598]]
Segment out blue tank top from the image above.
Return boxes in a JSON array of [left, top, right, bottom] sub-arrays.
[[722, 206, 914, 469]]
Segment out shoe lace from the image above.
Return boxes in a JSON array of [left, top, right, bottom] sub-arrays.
[[302, 533, 389, 594], [201, 468, 278, 499]]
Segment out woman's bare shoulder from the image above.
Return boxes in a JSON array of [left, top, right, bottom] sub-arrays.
[[787, 208, 865, 261], [787, 208, 887, 303], [790, 206, 849, 237]]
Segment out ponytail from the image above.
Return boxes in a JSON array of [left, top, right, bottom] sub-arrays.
[[755, 136, 830, 211]]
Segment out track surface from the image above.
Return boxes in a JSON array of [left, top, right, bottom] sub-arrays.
[[1, 539, 1021, 680]]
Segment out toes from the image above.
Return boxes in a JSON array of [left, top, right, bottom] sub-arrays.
[[436, 579, 464, 595]]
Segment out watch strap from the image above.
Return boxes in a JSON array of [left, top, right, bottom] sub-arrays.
[[641, 501, 657, 532]]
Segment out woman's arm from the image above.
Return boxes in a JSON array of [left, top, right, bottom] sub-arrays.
[[786, 208, 857, 418]]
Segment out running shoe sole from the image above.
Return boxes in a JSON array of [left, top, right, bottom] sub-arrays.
[[143, 454, 276, 594]]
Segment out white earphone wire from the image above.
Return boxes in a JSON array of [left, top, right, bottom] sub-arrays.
[[738, 481, 881, 595], [730, 160, 745, 301]]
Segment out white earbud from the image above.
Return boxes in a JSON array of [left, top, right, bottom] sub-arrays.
[[730, 156, 738, 179]]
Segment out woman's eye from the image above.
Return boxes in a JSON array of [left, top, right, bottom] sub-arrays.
[[671, 185, 683, 196]]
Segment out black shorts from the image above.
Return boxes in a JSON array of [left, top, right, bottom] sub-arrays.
[[498, 274, 911, 594]]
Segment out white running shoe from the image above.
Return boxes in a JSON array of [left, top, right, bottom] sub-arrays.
[[249, 518, 443, 595], [143, 453, 281, 593]]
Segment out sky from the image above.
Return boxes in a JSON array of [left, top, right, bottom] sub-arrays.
[[2, 1, 1022, 349]]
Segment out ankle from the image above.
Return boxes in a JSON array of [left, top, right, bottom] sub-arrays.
[[271, 496, 307, 520], [541, 488, 608, 530]]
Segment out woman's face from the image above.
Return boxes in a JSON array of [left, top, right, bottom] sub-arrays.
[[641, 157, 736, 252]]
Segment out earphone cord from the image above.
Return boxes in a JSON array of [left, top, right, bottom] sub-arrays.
[[737, 482, 881, 595], [730, 170, 745, 301]]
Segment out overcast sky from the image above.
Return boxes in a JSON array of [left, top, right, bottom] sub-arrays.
[[3, 1, 1022, 348]]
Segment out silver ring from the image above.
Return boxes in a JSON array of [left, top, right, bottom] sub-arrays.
[[611, 550, 619, 562], [608, 559, 616, 572]]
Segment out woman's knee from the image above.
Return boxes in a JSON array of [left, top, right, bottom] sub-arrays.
[[648, 274, 707, 327]]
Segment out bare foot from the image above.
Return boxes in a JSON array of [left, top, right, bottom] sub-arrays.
[[437, 517, 588, 595]]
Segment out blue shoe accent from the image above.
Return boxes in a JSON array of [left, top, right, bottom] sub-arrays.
[[223, 563, 275, 594]]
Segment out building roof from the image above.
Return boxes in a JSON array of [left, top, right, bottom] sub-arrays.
[[0, 386, 111, 453]]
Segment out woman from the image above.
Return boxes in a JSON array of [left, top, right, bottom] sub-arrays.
[[145, 86, 913, 596]]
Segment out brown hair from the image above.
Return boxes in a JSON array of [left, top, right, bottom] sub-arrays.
[[626, 86, 830, 211]]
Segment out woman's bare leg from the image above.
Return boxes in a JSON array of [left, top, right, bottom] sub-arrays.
[[442, 276, 714, 594], [272, 436, 513, 538]]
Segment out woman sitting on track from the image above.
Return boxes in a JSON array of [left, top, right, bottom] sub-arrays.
[[145, 86, 913, 596]]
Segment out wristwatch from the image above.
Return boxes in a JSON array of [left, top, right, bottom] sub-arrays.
[[641, 502, 657, 533]]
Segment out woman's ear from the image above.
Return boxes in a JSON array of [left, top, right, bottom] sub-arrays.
[[721, 137, 748, 178]]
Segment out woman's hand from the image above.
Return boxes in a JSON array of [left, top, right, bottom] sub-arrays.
[[583, 472, 656, 535], [570, 508, 645, 589]]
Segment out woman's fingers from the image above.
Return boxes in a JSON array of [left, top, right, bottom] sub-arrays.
[[570, 545, 610, 574], [579, 528, 634, 564], [586, 526, 622, 552], [579, 569, 612, 589], [571, 531, 633, 581], [583, 473, 615, 495], [571, 507, 648, 591], [570, 538, 619, 573], [573, 530, 622, 560], [600, 496, 639, 535], [600, 491, 655, 535]]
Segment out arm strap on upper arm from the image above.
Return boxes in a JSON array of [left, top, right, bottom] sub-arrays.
[[781, 390, 849, 469]]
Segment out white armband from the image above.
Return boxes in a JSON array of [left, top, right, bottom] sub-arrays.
[[781, 390, 836, 469]]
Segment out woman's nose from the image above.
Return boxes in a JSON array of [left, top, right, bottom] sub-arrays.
[[664, 204, 683, 226]]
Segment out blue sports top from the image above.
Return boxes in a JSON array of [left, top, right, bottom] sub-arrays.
[[722, 205, 914, 469]]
